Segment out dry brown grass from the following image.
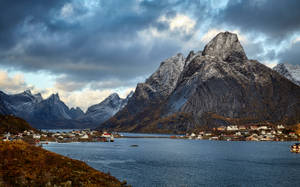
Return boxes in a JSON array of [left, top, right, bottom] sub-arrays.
[[0, 141, 129, 186]]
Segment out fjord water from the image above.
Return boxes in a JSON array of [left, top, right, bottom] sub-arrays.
[[44, 136, 300, 187]]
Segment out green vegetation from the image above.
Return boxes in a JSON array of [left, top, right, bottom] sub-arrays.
[[0, 141, 129, 186]]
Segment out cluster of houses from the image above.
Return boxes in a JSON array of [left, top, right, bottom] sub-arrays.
[[1, 130, 46, 142], [185, 124, 300, 141], [49, 130, 115, 142], [1, 129, 115, 143]]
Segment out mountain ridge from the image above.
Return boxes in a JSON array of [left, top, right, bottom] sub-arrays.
[[99, 31, 300, 134], [0, 90, 133, 129]]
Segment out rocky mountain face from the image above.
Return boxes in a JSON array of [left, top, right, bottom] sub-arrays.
[[0, 91, 80, 128], [0, 97, 11, 115], [273, 63, 300, 86], [100, 31, 300, 134], [0, 90, 41, 116], [78, 92, 133, 126], [69, 107, 84, 119], [119, 53, 185, 118], [30, 93, 73, 121]]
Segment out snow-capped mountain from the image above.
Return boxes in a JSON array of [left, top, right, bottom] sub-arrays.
[[79, 92, 133, 125], [100, 31, 300, 134], [273, 63, 300, 86]]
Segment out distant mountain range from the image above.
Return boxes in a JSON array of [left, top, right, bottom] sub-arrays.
[[0, 90, 133, 129], [1, 31, 300, 132], [99, 31, 300, 134], [78, 92, 133, 125]]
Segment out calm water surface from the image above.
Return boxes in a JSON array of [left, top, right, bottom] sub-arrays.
[[44, 135, 300, 187]]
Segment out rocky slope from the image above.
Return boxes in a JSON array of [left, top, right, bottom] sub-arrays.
[[32, 93, 73, 121], [100, 31, 300, 134], [122, 53, 185, 117], [69, 107, 84, 119], [0, 141, 128, 186], [78, 92, 133, 125], [273, 63, 300, 86]]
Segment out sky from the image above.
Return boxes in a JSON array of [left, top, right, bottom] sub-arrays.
[[0, 0, 300, 111]]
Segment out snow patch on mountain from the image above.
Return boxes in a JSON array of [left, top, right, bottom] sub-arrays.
[[273, 63, 300, 86], [80, 92, 133, 124]]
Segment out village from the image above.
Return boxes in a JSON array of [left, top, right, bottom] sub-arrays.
[[1, 124, 300, 144], [1, 129, 117, 144], [183, 124, 300, 141]]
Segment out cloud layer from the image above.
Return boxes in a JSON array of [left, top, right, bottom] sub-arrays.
[[0, 0, 300, 109]]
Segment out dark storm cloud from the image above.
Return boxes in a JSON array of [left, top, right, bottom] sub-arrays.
[[218, 0, 300, 40], [1, 0, 300, 89], [0, 0, 209, 85], [0, 0, 71, 49], [278, 42, 300, 65]]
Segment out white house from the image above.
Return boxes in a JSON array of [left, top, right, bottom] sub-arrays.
[[80, 134, 89, 139], [227, 125, 238, 131], [258, 126, 268, 130], [235, 132, 242, 136], [33, 134, 41, 139]]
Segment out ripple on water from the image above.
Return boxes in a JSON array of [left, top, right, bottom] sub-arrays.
[[43, 137, 300, 187]]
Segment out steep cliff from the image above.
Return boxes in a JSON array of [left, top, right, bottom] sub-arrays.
[[100, 32, 300, 133]]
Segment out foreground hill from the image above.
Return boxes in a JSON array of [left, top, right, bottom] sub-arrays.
[[100, 31, 300, 134], [0, 115, 38, 134], [0, 141, 128, 186]]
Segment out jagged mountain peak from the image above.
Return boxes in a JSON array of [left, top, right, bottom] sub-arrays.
[[48, 93, 60, 101], [19, 90, 43, 102], [80, 92, 130, 125], [23, 89, 32, 95], [156, 53, 184, 69], [126, 91, 134, 99], [100, 31, 300, 134], [33, 93, 43, 102], [203, 31, 247, 61], [185, 51, 195, 62], [145, 53, 185, 97], [70, 106, 83, 111], [98, 93, 122, 106], [106, 93, 120, 100], [273, 63, 300, 86], [69, 107, 84, 119]]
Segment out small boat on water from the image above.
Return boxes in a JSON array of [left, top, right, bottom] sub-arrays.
[[290, 143, 300, 153], [110, 136, 114, 142]]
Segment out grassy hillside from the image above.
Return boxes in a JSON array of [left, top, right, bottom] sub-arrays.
[[0, 141, 128, 186], [0, 115, 38, 134]]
